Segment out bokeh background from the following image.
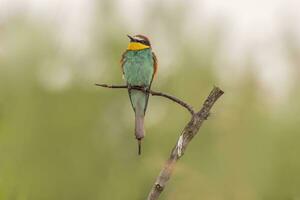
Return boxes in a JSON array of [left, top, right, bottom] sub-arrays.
[[1, 0, 300, 199]]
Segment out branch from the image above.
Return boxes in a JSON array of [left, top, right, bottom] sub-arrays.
[[95, 83, 224, 199], [147, 86, 224, 200], [95, 84, 195, 115]]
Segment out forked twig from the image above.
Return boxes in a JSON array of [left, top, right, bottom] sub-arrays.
[[147, 86, 224, 200], [95, 83, 224, 200]]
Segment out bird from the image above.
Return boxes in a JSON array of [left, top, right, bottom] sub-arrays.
[[121, 34, 158, 155]]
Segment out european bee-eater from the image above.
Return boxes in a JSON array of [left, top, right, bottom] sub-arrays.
[[121, 34, 158, 155]]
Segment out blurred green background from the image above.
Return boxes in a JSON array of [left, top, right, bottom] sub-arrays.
[[1, 0, 300, 199]]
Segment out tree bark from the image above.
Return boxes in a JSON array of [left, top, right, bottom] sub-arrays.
[[147, 87, 224, 200]]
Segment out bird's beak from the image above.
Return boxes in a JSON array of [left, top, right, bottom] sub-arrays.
[[127, 35, 135, 42]]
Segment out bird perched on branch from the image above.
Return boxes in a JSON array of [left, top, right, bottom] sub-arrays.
[[121, 34, 158, 155]]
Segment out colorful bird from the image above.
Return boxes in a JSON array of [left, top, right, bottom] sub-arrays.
[[121, 34, 158, 155]]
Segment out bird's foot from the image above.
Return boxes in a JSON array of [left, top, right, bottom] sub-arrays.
[[141, 86, 149, 94], [127, 85, 132, 91], [128, 85, 149, 94]]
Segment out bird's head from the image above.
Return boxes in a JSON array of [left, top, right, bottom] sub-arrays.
[[127, 34, 151, 51]]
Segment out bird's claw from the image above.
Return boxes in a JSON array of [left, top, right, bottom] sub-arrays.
[[141, 86, 148, 94], [128, 85, 148, 94]]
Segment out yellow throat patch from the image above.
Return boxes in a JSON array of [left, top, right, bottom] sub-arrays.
[[127, 42, 150, 51]]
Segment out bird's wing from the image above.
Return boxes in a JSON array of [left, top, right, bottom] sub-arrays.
[[152, 52, 158, 77], [148, 51, 158, 90], [120, 50, 127, 76], [121, 50, 135, 110], [141, 52, 158, 115]]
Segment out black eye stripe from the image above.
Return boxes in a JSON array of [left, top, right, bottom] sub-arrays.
[[136, 40, 150, 46]]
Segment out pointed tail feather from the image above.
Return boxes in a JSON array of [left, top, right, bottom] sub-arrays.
[[137, 139, 142, 155]]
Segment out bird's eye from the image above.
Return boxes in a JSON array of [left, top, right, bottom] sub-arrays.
[[141, 40, 149, 45], [136, 39, 149, 46]]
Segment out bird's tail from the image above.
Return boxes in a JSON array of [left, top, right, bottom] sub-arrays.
[[129, 89, 148, 155], [135, 113, 144, 155]]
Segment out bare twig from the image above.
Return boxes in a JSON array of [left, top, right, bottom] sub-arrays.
[[147, 87, 224, 200], [95, 83, 195, 115], [95, 83, 224, 199]]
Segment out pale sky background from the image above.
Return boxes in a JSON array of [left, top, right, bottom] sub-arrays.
[[1, 0, 299, 103]]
